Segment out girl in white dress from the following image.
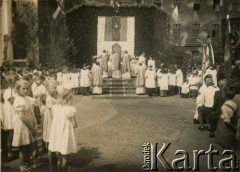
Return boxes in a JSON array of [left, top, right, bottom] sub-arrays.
[[42, 80, 58, 168], [13, 80, 38, 172], [2, 74, 17, 161], [48, 88, 78, 171]]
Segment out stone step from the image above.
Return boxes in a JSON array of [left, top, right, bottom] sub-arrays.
[[102, 88, 135, 91], [101, 78, 136, 95], [103, 90, 136, 94]]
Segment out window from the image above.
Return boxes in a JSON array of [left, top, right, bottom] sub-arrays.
[[192, 23, 200, 38], [213, 0, 220, 11], [119, 0, 133, 5], [174, 0, 182, 11], [232, 3, 240, 11], [193, 0, 201, 11], [192, 51, 201, 64], [173, 23, 181, 38], [212, 24, 220, 38]]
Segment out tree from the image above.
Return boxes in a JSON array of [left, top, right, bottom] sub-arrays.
[[48, 18, 77, 69], [12, 2, 38, 67]]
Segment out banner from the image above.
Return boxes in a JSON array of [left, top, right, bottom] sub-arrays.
[[172, 6, 178, 22], [202, 39, 215, 73], [105, 17, 127, 41]]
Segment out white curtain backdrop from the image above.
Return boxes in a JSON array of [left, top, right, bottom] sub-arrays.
[[97, 16, 135, 56]]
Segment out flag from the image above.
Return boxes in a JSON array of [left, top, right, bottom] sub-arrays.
[[202, 46, 207, 73], [53, 0, 65, 19], [172, 6, 178, 22], [202, 39, 215, 73], [202, 45, 209, 73]]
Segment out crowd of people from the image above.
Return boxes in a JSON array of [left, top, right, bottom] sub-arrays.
[[192, 60, 240, 150], [1, 67, 79, 171], [1, 54, 240, 171]]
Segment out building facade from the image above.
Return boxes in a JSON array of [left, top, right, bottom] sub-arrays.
[[0, 0, 38, 66], [1, 0, 239, 66]]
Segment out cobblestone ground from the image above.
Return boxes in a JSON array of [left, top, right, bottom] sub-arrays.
[[2, 95, 240, 171]]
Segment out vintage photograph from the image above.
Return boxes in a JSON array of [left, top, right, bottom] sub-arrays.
[[0, 0, 240, 171]]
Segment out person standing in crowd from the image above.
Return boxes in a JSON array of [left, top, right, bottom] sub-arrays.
[[208, 79, 228, 137], [99, 50, 108, 78], [91, 62, 103, 95], [188, 70, 201, 95], [233, 82, 240, 142], [2, 74, 17, 162], [192, 77, 208, 123], [205, 65, 217, 86], [135, 63, 146, 95], [138, 52, 146, 68], [70, 67, 80, 95], [147, 56, 155, 71], [80, 64, 91, 95], [168, 65, 177, 94], [215, 86, 237, 149], [32, 76, 46, 125], [156, 66, 161, 96], [229, 59, 240, 83], [112, 51, 121, 79], [197, 74, 219, 131], [130, 56, 138, 76], [175, 65, 183, 94], [216, 64, 225, 83], [158, 65, 169, 97], [42, 80, 58, 169], [62, 67, 72, 89], [107, 53, 113, 77], [121, 51, 131, 79], [48, 88, 78, 171], [13, 80, 38, 172], [145, 65, 156, 97]]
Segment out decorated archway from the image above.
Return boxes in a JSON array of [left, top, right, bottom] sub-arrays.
[[65, 5, 169, 66]]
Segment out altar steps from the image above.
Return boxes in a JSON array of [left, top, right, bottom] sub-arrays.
[[102, 78, 136, 95]]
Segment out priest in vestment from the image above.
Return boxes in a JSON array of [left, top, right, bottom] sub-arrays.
[[138, 52, 146, 68], [80, 64, 91, 95], [99, 50, 108, 78], [91, 62, 103, 95], [122, 51, 131, 79], [147, 56, 156, 71], [136, 63, 146, 95], [112, 51, 121, 78]]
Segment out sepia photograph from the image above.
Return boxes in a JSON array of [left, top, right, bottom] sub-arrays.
[[0, 0, 240, 171]]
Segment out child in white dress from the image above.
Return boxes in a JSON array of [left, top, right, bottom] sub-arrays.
[[2, 74, 17, 161], [48, 88, 78, 171], [42, 80, 58, 168], [13, 80, 38, 172]]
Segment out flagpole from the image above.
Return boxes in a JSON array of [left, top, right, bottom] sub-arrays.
[[201, 40, 205, 83], [224, 14, 232, 78]]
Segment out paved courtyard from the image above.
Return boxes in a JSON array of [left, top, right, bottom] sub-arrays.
[[2, 94, 240, 171]]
